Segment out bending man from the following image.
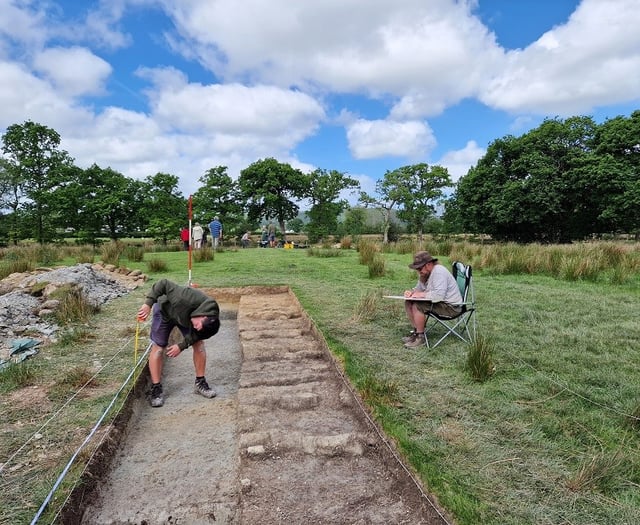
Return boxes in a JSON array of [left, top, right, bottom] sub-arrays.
[[137, 279, 220, 407]]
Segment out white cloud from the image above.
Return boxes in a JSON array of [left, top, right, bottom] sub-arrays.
[[0, 1, 49, 53], [163, 0, 502, 109], [140, 67, 325, 139], [347, 119, 436, 159], [0, 60, 97, 132], [436, 140, 485, 182], [480, 0, 640, 115], [33, 47, 112, 97]]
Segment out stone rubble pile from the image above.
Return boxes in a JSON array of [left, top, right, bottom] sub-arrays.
[[0, 263, 147, 358]]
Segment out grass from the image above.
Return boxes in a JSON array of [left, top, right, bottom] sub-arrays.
[[1, 241, 639, 524], [49, 286, 99, 325], [465, 334, 495, 382], [0, 361, 37, 392]]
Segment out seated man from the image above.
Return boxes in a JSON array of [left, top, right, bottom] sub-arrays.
[[137, 279, 221, 407], [403, 251, 462, 348]]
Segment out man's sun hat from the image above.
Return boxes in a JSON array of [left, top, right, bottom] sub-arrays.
[[409, 251, 438, 269]]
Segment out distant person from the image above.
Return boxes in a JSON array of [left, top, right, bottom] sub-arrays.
[[403, 252, 462, 348], [137, 279, 220, 408], [268, 222, 276, 248], [209, 216, 223, 249], [192, 222, 204, 249], [241, 231, 251, 248], [260, 225, 269, 248], [180, 226, 190, 250]]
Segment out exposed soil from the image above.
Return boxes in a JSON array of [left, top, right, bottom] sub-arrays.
[[70, 287, 451, 524]]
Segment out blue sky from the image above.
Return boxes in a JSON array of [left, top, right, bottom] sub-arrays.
[[1, 0, 638, 203]]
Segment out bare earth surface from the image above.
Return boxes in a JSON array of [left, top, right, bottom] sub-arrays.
[[78, 287, 450, 524]]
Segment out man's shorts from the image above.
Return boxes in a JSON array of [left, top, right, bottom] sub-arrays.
[[150, 305, 189, 347], [414, 301, 462, 318]]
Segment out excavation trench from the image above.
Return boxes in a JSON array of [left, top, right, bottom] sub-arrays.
[[68, 287, 449, 524]]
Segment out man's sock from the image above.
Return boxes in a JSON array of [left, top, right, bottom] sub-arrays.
[[195, 376, 205, 383]]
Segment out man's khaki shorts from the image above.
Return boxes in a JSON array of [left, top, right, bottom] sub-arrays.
[[414, 301, 462, 318]]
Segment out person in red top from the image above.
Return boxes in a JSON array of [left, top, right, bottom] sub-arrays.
[[180, 226, 190, 250]]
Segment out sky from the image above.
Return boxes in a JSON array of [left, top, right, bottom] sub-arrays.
[[1, 0, 639, 204]]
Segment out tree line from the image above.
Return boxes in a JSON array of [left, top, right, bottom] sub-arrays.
[[447, 111, 640, 242], [1, 112, 638, 246], [0, 120, 452, 245]]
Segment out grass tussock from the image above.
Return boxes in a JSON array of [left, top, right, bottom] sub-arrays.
[[367, 254, 386, 278], [57, 365, 97, 389], [359, 376, 400, 407], [48, 365, 98, 402], [566, 451, 629, 494], [193, 247, 214, 262], [465, 334, 495, 382], [147, 258, 168, 273], [0, 257, 35, 279], [307, 246, 343, 258], [354, 290, 381, 321], [125, 245, 145, 263], [339, 236, 353, 249], [357, 239, 378, 265], [393, 239, 418, 255], [100, 241, 125, 266], [74, 248, 95, 264], [0, 361, 37, 392], [50, 286, 99, 324], [57, 327, 96, 347]]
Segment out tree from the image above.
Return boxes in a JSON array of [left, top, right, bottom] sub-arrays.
[[287, 217, 304, 233], [1, 121, 74, 243], [452, 116, 599, 242], [339, 207, 367, 238], [592, 111, 640, 236], [391, 163, 452, 246], [238, 158, 307, 241], [141, 172, 187, 244], [191, 166, 243, 232], [360, 167, 430, 244], [0, 157, 24, 244], [49, 164, 147, 243], [305, 168, 359, 243]]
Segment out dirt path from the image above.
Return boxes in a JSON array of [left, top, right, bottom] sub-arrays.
[[78, 287, 450, 524]]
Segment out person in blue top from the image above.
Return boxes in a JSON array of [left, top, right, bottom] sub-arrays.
[[209, 216, 223, 249]]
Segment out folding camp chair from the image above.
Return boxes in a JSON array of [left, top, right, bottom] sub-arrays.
[[424, 261, 476, 348]]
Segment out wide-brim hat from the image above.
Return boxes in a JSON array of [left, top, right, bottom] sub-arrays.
[[409, 251, 438, 269]]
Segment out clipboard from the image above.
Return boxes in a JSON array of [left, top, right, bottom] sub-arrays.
[[383, 295, 432, 301]]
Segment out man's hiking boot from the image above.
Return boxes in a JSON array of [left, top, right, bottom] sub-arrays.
[[194, 378, 217, 398], [402, 331, 418, 343], [149, 383, 164, 408], [404, 333, 425, 348]]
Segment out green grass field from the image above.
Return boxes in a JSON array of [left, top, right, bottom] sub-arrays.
[[2, 243, 639, 524]]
